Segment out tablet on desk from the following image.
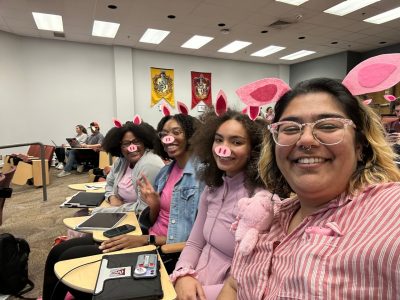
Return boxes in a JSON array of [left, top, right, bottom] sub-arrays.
[[61, 192, 105, 208], [66, 138, 81, 148], [75, 212, 127, 231]]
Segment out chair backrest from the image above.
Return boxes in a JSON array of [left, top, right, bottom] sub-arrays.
[[44, 145, 55, 161], [27, 145, 41, 158], [0, 166, 16, 188]]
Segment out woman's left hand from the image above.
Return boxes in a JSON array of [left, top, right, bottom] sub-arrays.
[[99, 235, 148, 253]]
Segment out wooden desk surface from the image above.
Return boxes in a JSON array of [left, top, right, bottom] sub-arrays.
[[54, 246, 177, 300], [63, 212, 142, 242], [68, 182, 106, 193]]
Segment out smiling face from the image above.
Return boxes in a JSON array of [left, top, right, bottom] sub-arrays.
[[275, 92, 361, 204], [161, 119, 187, 160], [212, 119, 251, 177], [121, 131, 145, 166]]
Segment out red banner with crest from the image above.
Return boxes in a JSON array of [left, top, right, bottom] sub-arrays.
[[191, 72, 212, 109]]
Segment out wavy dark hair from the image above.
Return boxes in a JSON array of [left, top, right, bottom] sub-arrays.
[[102, 122, 158, 157], [259, 77, 400, 198], [191, 108, 265, 195], [154, 114, 200, 160], [76, 124, 87, 134]]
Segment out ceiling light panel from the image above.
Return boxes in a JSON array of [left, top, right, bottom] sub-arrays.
[[181, 35, 214, 49], [218, 41, 252, 53], [139, 28, 170, 44], [364, 6, 400, 24], [280, 50, 316, 60], [92, 20, 120, 38], [275, 0, 309, 6], [32, 12, 63, 32], [251, 45, 286, 57], [324, 0, 381, 17]]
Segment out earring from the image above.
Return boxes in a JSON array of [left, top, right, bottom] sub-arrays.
[[358, 152, 364, 162]]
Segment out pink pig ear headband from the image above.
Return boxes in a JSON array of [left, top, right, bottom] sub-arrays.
[[112, 114, 142, 128], [235, 53, 400, 112], [160, 101, 189, 117]]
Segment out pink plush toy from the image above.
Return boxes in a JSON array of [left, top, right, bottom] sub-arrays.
[[231, 190, 280, 256]]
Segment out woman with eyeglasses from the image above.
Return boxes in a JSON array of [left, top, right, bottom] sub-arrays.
[[97, 121, 165, 212], [218, 78, 400, 299], [98, 114, 205, 263]]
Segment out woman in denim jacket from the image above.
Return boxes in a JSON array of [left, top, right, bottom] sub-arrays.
[[99, 113, 205, 251]]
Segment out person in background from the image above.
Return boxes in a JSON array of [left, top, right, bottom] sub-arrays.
[[386, 98, 400, 133], [93, 121, 164, 213], [55, 124, 87, 170], [171, 109, 267, 300], [264, 106, 275, 124], [385, 98, 400, 156], [218, 78, 400, 299], [57, 121, 104, 177]]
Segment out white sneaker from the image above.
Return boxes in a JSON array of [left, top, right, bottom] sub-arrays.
[[57, 170, 71, 178], [56, 163, 64, 170], [76, 165, 84, 173]]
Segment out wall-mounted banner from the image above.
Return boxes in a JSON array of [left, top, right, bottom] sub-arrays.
[[191, 72, 212, 109], [151, 67, 175, 107]]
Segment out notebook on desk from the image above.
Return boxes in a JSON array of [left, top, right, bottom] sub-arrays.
[[93, 250, 163, 300], [75, 212, 126, 231], [60, 192, 105, 208]]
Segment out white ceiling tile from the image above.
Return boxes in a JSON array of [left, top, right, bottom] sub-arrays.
[[0, 0, 398, 65]]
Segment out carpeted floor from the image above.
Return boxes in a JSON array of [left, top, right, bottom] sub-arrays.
[[0, 167, 92, 299]]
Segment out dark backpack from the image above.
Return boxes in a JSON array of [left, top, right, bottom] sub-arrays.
[[0, 233, 34, 297]]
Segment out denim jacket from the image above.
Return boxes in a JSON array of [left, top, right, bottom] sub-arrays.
[[154, 157, 205, 244]]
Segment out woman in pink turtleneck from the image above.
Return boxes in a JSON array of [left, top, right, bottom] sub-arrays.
[[170, 109, 268, 300]]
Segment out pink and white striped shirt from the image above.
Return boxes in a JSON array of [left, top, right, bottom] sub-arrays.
[[231, 183, 400, 300]]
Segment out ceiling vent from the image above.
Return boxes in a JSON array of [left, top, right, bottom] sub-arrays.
[[268, 20, 292, 29], [53, 31, 65, 38]]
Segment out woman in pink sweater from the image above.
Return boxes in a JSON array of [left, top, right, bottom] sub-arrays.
[[170, 109, 268, 300]]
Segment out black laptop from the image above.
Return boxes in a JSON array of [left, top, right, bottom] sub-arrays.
[[61, 192, 105, 208]]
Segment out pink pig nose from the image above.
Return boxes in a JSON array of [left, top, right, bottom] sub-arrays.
[[215, 145, 231, 157], [127, 144, 138, 153], [162, 135, 175, 144]]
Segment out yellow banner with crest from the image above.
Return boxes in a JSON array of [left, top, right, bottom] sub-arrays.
[[150, 67, 175, 107]]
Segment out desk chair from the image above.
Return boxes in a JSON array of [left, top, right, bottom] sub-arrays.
[[2, 144, 42, 173], [0, 166, 16, 225], [12, 145, 55, 187], [54, 246, 177, 300]]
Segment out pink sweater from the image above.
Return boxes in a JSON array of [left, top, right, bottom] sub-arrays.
[[173, 172, 254, 299]]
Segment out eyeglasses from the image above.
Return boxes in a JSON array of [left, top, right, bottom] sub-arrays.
[[121, 140, 142, 148], [158, 128, 184, 139], [268, 117, 356, 147]]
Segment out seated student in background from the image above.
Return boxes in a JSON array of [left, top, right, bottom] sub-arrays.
[[218, 78, 400, 299], [55, 124, 88, 170], [57, 121, 104, 177], [170, 109, 267, 300], [93, 120, 164, 213], [41, 114, 204, 300], [99, 113, 204, 251]]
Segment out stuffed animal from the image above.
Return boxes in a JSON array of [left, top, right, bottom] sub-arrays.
[[231, 190, 279, 256]]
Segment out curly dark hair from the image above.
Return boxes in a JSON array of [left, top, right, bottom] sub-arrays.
[[102, 122, 158, 157], [191, 108, 265, 195], [154, 114, 200, 160]]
